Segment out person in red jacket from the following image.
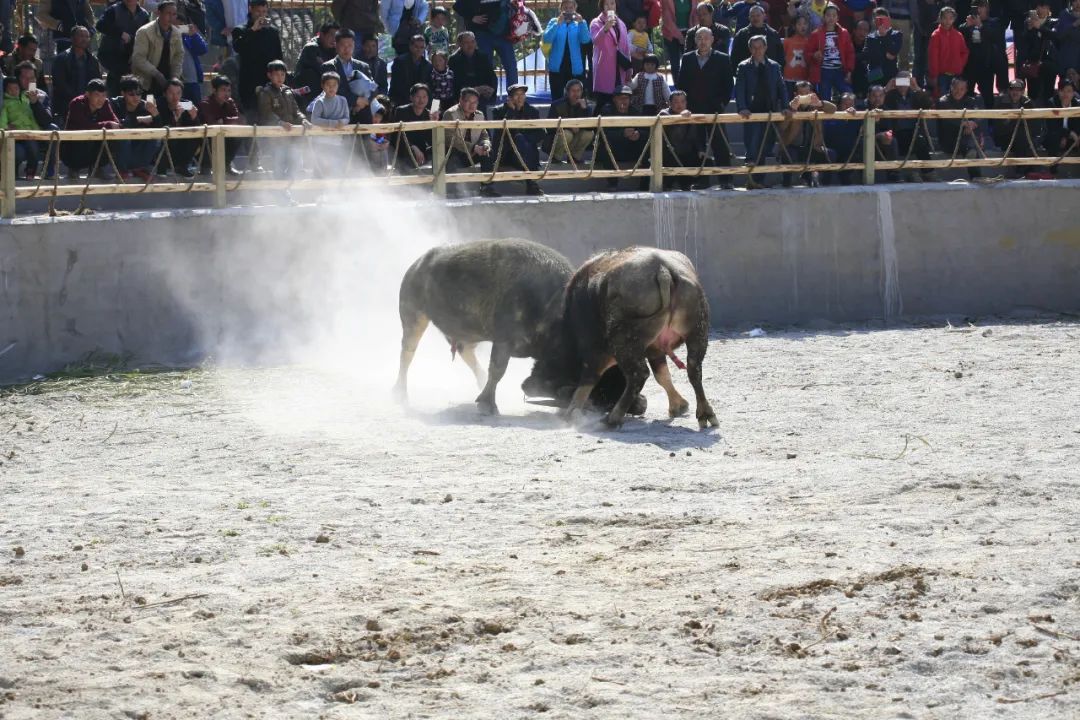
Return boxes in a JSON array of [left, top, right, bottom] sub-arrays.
[[806, 4, 855, 102], [61, 78, 121, 178], [928, 6, 969, 96]]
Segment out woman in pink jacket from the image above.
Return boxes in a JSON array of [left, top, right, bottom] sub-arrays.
[[591, 0, 633, 110]]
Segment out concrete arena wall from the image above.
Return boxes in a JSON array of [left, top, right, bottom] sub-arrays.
[[2, 182, 1079, 383]]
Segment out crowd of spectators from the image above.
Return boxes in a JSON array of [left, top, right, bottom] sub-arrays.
[[0, 0, 1077, 190]]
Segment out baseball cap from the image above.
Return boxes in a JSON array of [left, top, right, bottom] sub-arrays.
[[614, 85, 633, 96], [1009, 79, 1025, 89]]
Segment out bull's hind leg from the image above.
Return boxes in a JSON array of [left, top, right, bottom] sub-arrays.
[[475, 342, 511, 415], [459, 343, 488, 390], [393, 309, 429, 403], [605, 355, 650, 428], [647, 351, 690, 417], [685, 324, 719, 429]]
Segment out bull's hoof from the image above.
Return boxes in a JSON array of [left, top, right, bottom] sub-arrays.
[[628, 394, 648, 416], [668, 398, 690, 417], [392, 383, 407, 404], [476, 399, 500, 416], [697, 410, 719, 429], [603, 411, 626, 429]]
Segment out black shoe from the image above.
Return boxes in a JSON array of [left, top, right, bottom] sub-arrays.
[[525, 181, 544, 196], [479, 183, 500, 197], [606, 177, 619, 189]]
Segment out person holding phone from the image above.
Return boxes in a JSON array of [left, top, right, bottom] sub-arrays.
[[861, 7, 903, 88], [132, 1, 186, 98], [543, 0, 590, 101], [151, 77, 202, 177], [590, 0, 632, 111], [883, 70, 933, 181], [779, 79, 836, 187], [231, 0, 283, 114]]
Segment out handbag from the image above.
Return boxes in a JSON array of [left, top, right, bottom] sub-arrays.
[[1019, 61, 1041, 80]]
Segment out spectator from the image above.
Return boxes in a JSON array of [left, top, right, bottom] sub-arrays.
[[788, 0, 827, 32], [806, 4, 854, 102], [96, 0, 151, 97], [198, 74, 242, 174], [3, 35, 45, 87], [628, 14, 654, 72], [109, 75, 159, 179], [735, 33, 789, 188], [449, 32, 498, 109], [730, 0, 769, 31], [322, 29, 378, 123], [590, 0, 633, 111], [883, 70, 934, 181], [597, 85, 649, 189], [50, 26, 102, 126], [256, 59, 311, 178], [1023, 2, 1059, 104], [822, 91, 861, 182], [936, 75, 982, 179], [149, 77, 201, 177], [132, 1, 186, 99], [429, 50, 456, 110], [660, 0, 694, 83], [960, 0, 1008, 107], [615, 0, 648, 29], [545, 77, 595, 163], [231, 0, 283, 114], [391, 83, 434, 172], [0, 76, 43, 179], [205, 0, 228, 65], [62, 78, 120, 177], [177, 3, 210, 103], [784, 15, 812, 95], [295, 22, 342, 109], [1042, 79, 1080, 174], [732, 6, 784, 69], [658, 90, 703, 190], [630, 53, 671, 113], [442, 87, 494, 197], [992, 78, 1039, 178], [864, 82, 900, 181], [454, 0, 519, 88], [846, 0, 874, 26], [878, 0, 917, 72], [677, 27, 735, 186], [383, 0, 429, 55], [490, 83, 545, 196], [15, 61, 55, 120], [359, 35, 390, 95], [779, 79, 835, 186], [850, 20, 871, 97], [424, 6, 453, 55], [36, 0, 96, 53], [685, 3, 733, 56], [331, 0, 383, 38], [1059, 0, 1080, 83], [309, 71, 351, 127], [390, 34, 434, 108], [928, 7, 969, 97], [544, 0, 590, 102], [861, 7, 903, 89]]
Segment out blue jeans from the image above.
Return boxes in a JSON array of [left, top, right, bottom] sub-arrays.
[[475, 31, 518, 90], [15, 141, 39, 172], [817, 67, 851, 103], [114, 140, 161, 171], [743, 122, 775, 165]]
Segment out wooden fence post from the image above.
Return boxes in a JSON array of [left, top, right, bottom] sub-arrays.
[[212, 129, 227, 209], [650, 119, 664, 193], [862, 112, 876, 186], [432, 125, 447, 198], [1, 133, 15, 218]]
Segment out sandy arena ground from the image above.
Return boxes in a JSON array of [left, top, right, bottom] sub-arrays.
[[2, 320, 1079, 719]]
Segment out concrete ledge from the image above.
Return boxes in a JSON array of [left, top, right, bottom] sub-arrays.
[[2, 182, 1079, 383]]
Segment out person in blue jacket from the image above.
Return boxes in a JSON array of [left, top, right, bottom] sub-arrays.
[[382, 0, 430, 55], [179, 0, 210, 103], [544, 0, 590, 101], [735, 34, 789, 188]]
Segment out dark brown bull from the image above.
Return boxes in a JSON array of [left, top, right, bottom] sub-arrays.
[[394, 239, 642, 416], [522, 247, 719, 429]]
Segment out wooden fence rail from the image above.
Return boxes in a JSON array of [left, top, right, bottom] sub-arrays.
[[1, 107, 1078, 218]]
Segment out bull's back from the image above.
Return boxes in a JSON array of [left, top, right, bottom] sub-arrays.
[[400, 239, 573, 347]]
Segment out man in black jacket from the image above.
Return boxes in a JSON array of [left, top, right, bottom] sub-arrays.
[[490, 84, 545, 195], [359, 35, 390, 94], [545, 78, 595, 162], [883, 71, 935, 181], [50, 25, 101, 126], [992, 79, 1038, 177], [449, 31, 498, 110], [937, 76, 982, 179], [659, 90, 704, 190], [959, 0, 1008, 107], [598, 85, 650, 190], [232, 0, 283, 114], [389, 34, 433, 107], [321, 29, 377, 122], [731, 6, 783, 68], [294, 22, 340, 111], [392, 83, 434, 172], [684, 3, 732, 54], [95, 0, 149, 96], [677, 26, 734, 187]]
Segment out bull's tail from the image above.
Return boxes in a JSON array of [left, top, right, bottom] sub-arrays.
[[656, 265, 674, 317]]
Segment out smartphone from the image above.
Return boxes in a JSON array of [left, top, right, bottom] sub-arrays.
[[607, 10, 615, 19], [896, 76, 910, 87], [28, 81, 36, 92], [179, 100, 194, 111], [146, 94, 155, 105], [798, 94, 811, 107], [176, 24, 189, 33], [431, 99, 441, 113]]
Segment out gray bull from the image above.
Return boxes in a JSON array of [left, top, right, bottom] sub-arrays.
[[522, 247, 719, 429], [394, 239, 640, 416]]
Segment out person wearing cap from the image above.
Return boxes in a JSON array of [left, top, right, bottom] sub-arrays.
[[490, 83, 545, 195], [992, 79, 1040, 179], [629, 53, 671, 114], [389, 33, 433, 107], [598, 85, 650, 190], [684, 3, 732, 56], [883, 70, 934, 182], [545, 78, 594, 163]]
